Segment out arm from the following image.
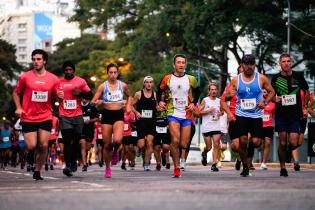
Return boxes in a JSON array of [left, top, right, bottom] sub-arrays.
[[122, 82, 133, 113], [91, 84, 104, 106], [132, 91, 142, 120], [258, 75, 275, 109], [222, 77, 238, 121], [13, 89, 23, 116]]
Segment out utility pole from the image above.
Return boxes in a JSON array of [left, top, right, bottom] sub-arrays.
[[287, 0, 291, 55]]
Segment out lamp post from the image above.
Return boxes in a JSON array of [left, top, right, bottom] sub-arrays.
[[287, 0, 291, 55]]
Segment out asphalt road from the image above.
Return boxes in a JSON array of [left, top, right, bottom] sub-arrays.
[[0, 163, 314, 210]]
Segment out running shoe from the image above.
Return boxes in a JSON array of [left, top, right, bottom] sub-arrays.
[[33, 171, 44, 181], [104, 167, 112, 178], [201, 151, 207, 166], [294, 162, 300, 171], [143, 164, 150, 171], [235, 159, 241, 171], [98, 161, 103, 167], [70, 161, 77, 172], [161, 153, 166, 166], [211, 164, 219, 172], [44, 163, 49, 171], [121, 162, 127, 170], [240, 166, 250, 177], [172, 167, 181, 178], [88, 160, 92, 166], [166, 163, 171, 169], [180, 159, 186, 171], [82, 164, 88, 172], [260, 163, 268, 170], [156, 163, 161, 171], [63, 167, 73, 177], [50, 164, 54, 170], [26, 164, 31, 172], [280, 168, 288, 177]]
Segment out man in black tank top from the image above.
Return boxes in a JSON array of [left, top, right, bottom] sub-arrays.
[[132, 76, 157, 171]]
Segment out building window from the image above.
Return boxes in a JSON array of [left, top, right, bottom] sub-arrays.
[[18, 23, 27, 29], [19, 54, 27, 60], [18, 39, 26, 44], [18, 47, 26, 52]]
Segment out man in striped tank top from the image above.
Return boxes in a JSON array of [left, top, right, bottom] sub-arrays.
[[227, 54, 275, 177]]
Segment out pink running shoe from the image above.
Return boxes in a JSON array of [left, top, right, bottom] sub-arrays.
[[104, 167, 112, 178], [111, 151, 119, 165]]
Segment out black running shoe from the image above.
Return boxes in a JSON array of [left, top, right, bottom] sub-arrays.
[[70, 162, 77, 172], [211, 164, 219, 172], [240, 166, 250, 177], [294, 163, 300, 171], [50, 165, 54, 170], [27, 165, 31, 172], [235, 159, 241, 171], [166, 163, 171, 169], [98, 161, 103, 167], [280, 168, 288, 177], [161, 153, 166, 167], [33, 171, 44, 180], [45, 164, 49, 171], [82, 164, 88, 172], [121, 162, 127, 170], [156, 163, 161, 171], [63, 167, 73, 177], [201, 151, 207, 166], [88, 160, 92, 166]]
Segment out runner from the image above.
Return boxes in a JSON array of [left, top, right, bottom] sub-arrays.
[[56, 61, 93, 177], [121, 108, 136, 170], [260, 89, 275, 170], [157, 54, 200, 177], [91, 63, 132, 178], [80, 98, 99, 172], [218, 111, 229, 168], [13, 118, 26, 169], [45, 115, 59, 171], [199, 83, 222, 172], [95, 120, 104, 167], [132, 76, 157, 171], [0, 120, 13, 170], [227, 54, 275, 177], [271, 53, 309, 177], [220, 64, 244, 170], [13, 49, 59, 180]]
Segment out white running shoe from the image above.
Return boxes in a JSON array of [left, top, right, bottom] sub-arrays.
[[180, 159, 186, 171], [260, 163, 268, 170]]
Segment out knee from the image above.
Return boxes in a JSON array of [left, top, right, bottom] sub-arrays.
[[172, 140, 180, 147]]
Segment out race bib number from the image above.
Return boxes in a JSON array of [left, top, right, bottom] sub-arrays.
[[2, 137, 9, 142], [240, 98, 256, 110], [263, 114, 270, 122], [282, 95, 296, 106], [107, 91, 123, 102], [97, 134, 102, 139], [63, 100, 77, 109], [174, 97, 188, 109], [131, 131, 137, 137], [124, 124, 129, 131], [211, 115, 219, 121], [83, 116, 90, 122], [141, 110, 153, 118], [156, 126, 167, 134], [31, 91, 48, 102]]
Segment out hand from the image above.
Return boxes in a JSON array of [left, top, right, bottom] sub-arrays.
[[302, 107, 308, 118], [275, 96, 281, 103], [57, 90, 64, 99], [135, 111, 142, 120], [15, 108, 23, 117], [84, 120, 90, 124], [72, 89, 81, 96], [158, 101, 166, 111], [257, 101, 265, 109], [187, 103, 195, 111], [227, 112, 236, 122]]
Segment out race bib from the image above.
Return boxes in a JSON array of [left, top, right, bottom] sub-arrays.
[[211, 115, 219, 121], [2, 137, 9, 142], [51, 129, 55, 135], [141, 110, 153, 118], [282, 94, 296, 106], [263, 114, 270, 122], [131, 131, 137, 137], [240, 98, 256, 110], [97, 134, 102, 139], [63, 100, 77, 109], [107, 90, 123, 102], [31, 91, 48, 102], [124, 124, 129, 131], [83, 116, 90, 122], [173, 97, 188, 109], [156, 126, 167, 134]]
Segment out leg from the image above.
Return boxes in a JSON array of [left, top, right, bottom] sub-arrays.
[[278, 131, 287, 169], [168, 122, 181, 168], [144, 135, 154, 165], [102, 124, 113, 168]]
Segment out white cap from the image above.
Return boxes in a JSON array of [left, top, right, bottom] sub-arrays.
[[143, 76, 154, 83]]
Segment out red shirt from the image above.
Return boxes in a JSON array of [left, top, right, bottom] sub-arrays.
[[50, 116, 59, 140], [95, 122, 102, 140], [263, 101, 275, 127], [123, 111, 135, 137], [56, 76, 91, 117], [221, 84, 237, 117], [15, 70, 59, 122]]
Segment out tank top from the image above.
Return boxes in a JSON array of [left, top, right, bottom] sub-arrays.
[[201, 97, 221, 133], [136, 90, 157, 120], [236, 72, 263, 118], [263, 101, 275, 127], [0, 127, 12, 149], [102, 80, 124, 103]]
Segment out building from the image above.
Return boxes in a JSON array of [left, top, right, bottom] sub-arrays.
[[0, 0, 80, 66]]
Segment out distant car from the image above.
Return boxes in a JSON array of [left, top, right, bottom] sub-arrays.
[[186, 146, 202, 163]]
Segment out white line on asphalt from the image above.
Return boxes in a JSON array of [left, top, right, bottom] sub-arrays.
[[0, 170, 60, 180], [71, 181, 107, 188]]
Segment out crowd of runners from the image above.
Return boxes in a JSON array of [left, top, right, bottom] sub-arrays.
[[0, 49, 314, 180]]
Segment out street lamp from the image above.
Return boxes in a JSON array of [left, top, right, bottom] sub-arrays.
[[90, 76, 97, 82], [118, 57, 124, 62], [166, 32, 170, 37]]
